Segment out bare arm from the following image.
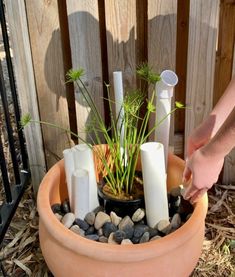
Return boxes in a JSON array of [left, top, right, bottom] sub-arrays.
[[186, 76, 235, 157], [203, 106, 235, 159], [183, 80, 235, 203], [210, 77, 235, 137]]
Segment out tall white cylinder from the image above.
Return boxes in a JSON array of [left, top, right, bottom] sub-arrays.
[[63, 148, 75, 208], [113, 71, 124, 147], [155, 70, 178, 169], [72, 169, 89, 219], [140, 142, 169, 228], [73, 144, 99, 211]]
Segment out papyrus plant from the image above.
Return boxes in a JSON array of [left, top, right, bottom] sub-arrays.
[[21, 64, 184, 197]]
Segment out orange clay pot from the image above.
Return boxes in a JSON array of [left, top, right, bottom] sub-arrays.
[[37, 145, 208, 277]]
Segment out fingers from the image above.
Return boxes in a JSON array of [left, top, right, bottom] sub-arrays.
[[182, 166, 191, 183], [183, 183, 207, 204], [183, 184, 198, 200], [189, 188, 207, 204]]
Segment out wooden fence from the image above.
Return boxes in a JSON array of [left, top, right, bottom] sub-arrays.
[[4, 0, 235, 192]]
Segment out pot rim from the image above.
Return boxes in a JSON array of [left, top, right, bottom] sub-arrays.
[[37, 154, 208, 263]]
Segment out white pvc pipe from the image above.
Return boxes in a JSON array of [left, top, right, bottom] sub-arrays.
[[72, 169, 89, 219], [73, 144, 99, 211], [140, 142, 169, 228], [63, 148, 75, 209], [113, 71, 124, 147], [155, 70, 178, 169]]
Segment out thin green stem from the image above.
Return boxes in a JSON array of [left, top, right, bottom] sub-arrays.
[[142, 107, 183, 142], [30, 119, 90, 146]]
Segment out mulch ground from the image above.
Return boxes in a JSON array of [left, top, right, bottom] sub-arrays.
[[0, 182, 234, 277]]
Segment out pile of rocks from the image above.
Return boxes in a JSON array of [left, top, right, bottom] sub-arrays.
[[51, 186, 193, 245]]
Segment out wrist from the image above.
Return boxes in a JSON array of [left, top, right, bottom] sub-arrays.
[[192, 115, 216, 142], [203, 107, 235, 159], [200, 141, 226, 161]]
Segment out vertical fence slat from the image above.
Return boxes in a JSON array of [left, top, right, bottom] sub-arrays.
[[135, 0, 148, 122], [221, 1, 235, 184], [233, 44, 235, 74], [98, 0, 111, 129], [25, 0, 71, 169], [213, 0, 235, 106], [105, 0, 137, 90], [104, 0, 137, 137], [213, 0, 235, 184], [57, 1, 78, 144], [5, 0, 46, 192], [148, 0, 177, 71], [185, 0, 219, 156], [148, 0, 177, 145], [174, 0, 190, 157], [223, 112, 235, 183], [136, 0, 147, 67], [66, 0, 104, 143]]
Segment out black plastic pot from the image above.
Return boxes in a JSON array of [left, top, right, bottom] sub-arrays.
[[97, 185, 145, 218]]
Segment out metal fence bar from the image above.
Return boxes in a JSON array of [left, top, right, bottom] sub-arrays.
[[0, 136, 12, 204], [0, 62, 20, 184], [0, 0, 28, 170], [0, 170, 30, 243], [0, 0, 30, 259]]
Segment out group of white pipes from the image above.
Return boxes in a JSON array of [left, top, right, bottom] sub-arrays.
[[63, 70, 178, 228], [63, 144, 99, 220]]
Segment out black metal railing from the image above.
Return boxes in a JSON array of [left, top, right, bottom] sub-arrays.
[[0, 0, 30, 252]]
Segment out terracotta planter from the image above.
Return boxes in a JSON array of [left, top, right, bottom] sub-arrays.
[[37, 147, 208, 277]]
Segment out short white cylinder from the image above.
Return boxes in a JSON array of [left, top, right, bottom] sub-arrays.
[[140, 142, 169, 228], [63, 148, 75, 208], [73, 144, 99, 211], [72, 169, 89, 219]]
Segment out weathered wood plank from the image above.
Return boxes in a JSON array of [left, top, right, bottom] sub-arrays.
[[5, 0, 46, 193], [148, 0, 177, 72], [233, 44, 235, 74], [174, 0, 190, 156], [105, 0, 137, 91], [184, 0, 219, 156], [148, 0, 177, 145], [223, 149, 235, 184], [67, 0, 104, 143], [223, 41, 235, 184], [57, 1, 78, 144], [213, 0, 235, 106], [136, 0, 148, 122], [136, 0, 147, 67], [25, 0, 71, 168], [172, 133, 184, 157], [97, 0, 111, 129], [103, 0, 137, 141]]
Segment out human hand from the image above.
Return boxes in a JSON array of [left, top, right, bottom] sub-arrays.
[[182, 148, 224, 203]]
